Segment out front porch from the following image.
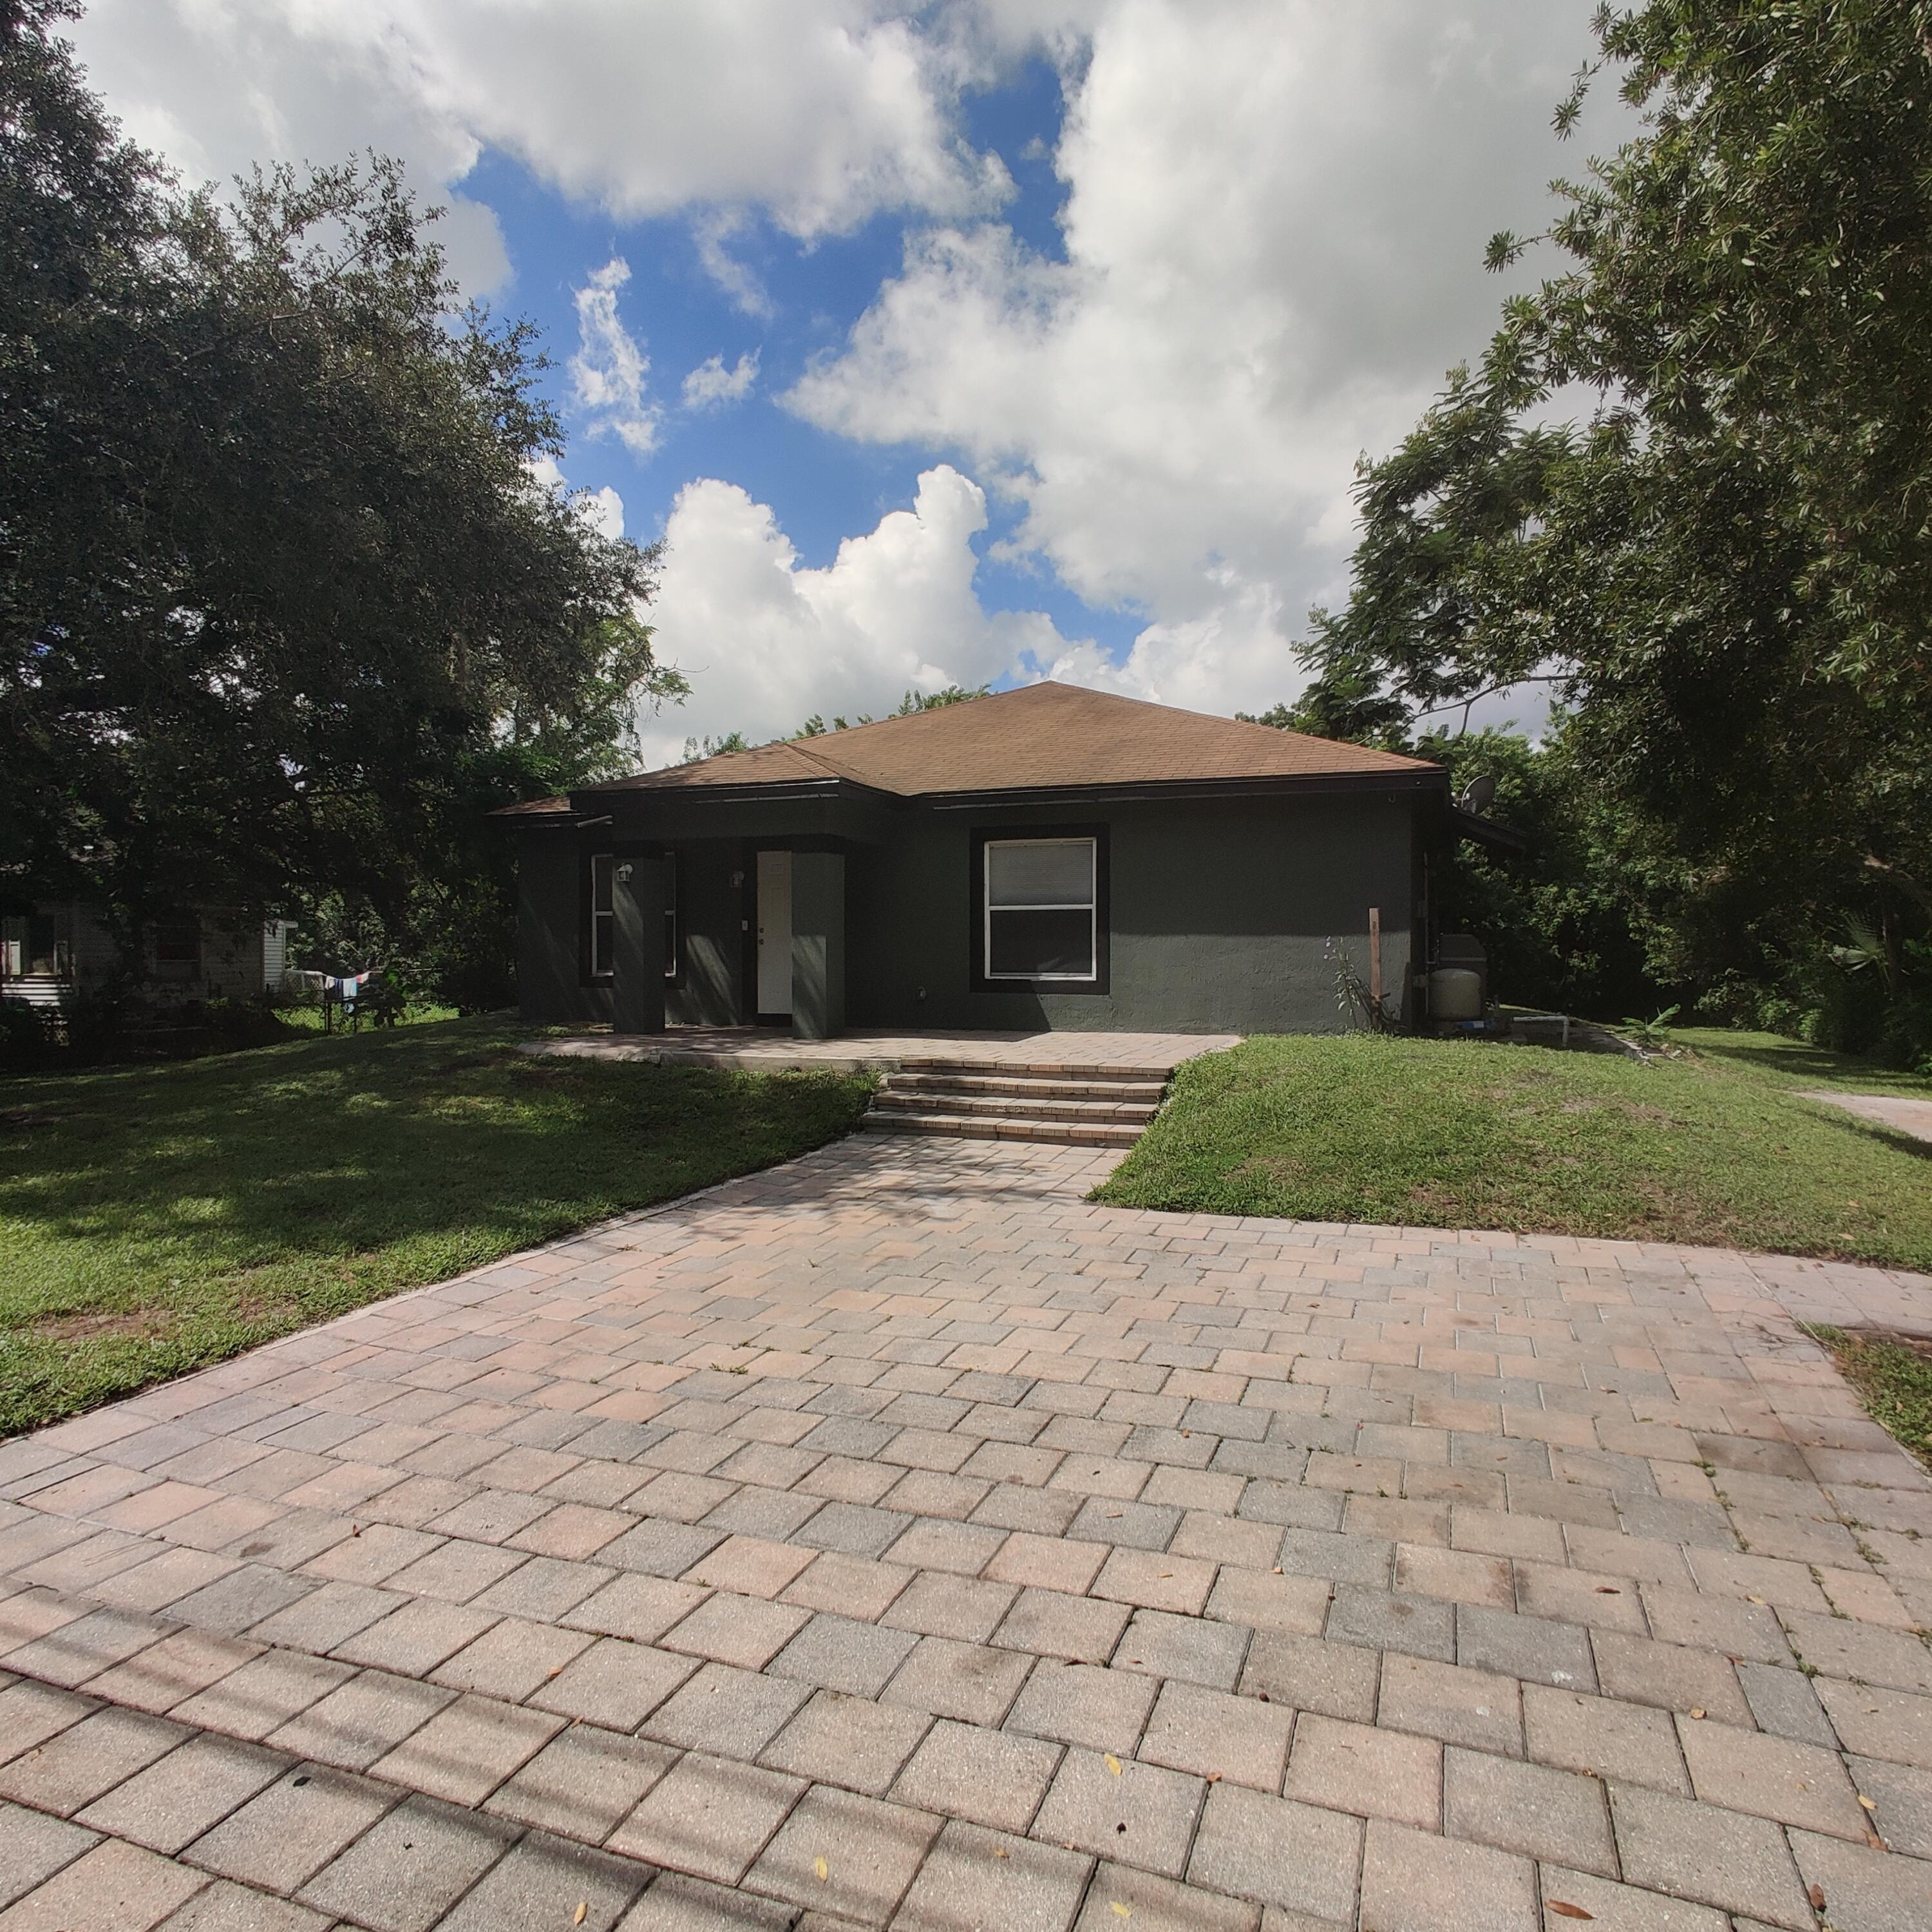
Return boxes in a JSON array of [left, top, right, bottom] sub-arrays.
[[522, 1026, 1243, 1147]]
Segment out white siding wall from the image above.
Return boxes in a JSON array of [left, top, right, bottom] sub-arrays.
[[2, 904, 278, 1004]]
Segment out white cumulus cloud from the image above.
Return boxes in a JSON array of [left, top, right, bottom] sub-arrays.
[[788, 0, 1624, 716], [526, 455, 626, 542], [639, 466, 1076, 764], [70, 0, 1629, 726], [68, 0, 1019, 293], [570, 258, 661, 457], [682, 352, 761, 412]]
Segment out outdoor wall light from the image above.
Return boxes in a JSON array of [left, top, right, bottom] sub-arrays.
[[616, 862, 634, 883]]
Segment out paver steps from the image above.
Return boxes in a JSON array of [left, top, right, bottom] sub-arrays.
[[860, 1056, 1172, 1146]]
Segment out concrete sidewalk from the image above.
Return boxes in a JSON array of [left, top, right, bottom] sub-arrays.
[[1, 1133, 1929, 1931], [520, 1026, 1240, 1076]]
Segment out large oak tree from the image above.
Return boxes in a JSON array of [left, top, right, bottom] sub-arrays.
[[1, 0, 680, 1001], [1291, 0, 1932, 1057]]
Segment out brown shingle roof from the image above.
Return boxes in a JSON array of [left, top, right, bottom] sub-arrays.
[[588, 682, 1436, 802]]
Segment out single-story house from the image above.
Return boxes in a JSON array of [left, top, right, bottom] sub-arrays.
[[0, 905, 289, 1012], [500, 682, 1461, 1039]]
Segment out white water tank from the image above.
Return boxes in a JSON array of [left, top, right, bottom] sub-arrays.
[[1428, 967, 1484, 1021]]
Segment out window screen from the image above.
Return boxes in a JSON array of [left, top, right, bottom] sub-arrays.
[[589, 853, 614, 977], [985, 837, 1096, 980]]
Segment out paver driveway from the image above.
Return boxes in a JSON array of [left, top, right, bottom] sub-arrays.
[[1, 1132, 1929, 1931]]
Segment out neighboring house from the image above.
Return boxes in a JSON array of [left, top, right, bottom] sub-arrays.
[[0, 905, 290, 1011], [499, 681, 1461, 1039]]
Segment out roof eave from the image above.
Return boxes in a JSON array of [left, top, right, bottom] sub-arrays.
[[1447, 805, 1531, 852], [486, 799, 573, 824], [920, 768, 1447, 811], [573, 774, 901, 811]]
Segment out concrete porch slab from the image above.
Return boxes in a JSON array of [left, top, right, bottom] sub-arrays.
[[518, 1027, 1242, 1077]]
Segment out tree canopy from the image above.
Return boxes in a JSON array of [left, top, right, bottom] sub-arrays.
[[681, 683, 991, 762], [1, 0, 681, 1003], [1287, 0, 1932, 1060]]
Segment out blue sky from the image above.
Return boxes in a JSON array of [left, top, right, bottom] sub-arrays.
[[464, 78, 1124, 654], [71, 1, 1617, 760]]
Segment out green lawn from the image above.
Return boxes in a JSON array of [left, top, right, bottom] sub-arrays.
[[0, 1018, 873, 1437], [1097, 1028, 1932, 1271], [276, 999, 460, 1032]]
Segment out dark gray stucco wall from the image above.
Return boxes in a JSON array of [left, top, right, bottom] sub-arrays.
[[667, 838, 745, 1027], [844, 793, 1420, 1035], [515, 828, 609, 1027], [791, 851, 846, 1040], [515, 790, 1426, 1036]]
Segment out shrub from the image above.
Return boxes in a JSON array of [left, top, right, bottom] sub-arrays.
[[0, 1000, 57, 1075]]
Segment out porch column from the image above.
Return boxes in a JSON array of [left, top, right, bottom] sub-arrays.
[[790, 851, 845, 1041], [612, 851, 667, 1035]]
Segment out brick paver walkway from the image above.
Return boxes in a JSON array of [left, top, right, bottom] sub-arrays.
[[1, 1134, 1929, 1931]]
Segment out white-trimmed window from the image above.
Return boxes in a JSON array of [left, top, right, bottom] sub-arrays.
[[589, 853, 614, 977], [985, 837, 1097, 981]]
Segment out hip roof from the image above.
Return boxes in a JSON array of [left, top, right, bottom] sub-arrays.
[[578, 681, 1437, 804]]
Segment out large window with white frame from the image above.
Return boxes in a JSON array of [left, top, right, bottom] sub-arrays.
[[984, 836, 1098, 981]]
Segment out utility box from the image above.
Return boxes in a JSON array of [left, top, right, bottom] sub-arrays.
[[1431, 933, 1488, 1019]]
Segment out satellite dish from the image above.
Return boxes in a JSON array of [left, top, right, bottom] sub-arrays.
[[1457, 774, 1499, 815]]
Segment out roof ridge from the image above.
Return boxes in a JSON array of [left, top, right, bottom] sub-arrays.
[[566, 679, 1442, 800], [781, 737, 853, 781]]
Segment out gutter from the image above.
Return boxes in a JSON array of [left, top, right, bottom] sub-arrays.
[[922, 770, 1448, 810], [574, 776, 899, 810], [1446, 806, 1530, 852]]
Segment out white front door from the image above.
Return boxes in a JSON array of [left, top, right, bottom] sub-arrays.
[[757, 849, 792, 1016]]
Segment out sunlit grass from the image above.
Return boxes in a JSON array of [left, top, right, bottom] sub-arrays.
[[1099, 1028, 1932, 1269], [0, 1016, 873, 1435]]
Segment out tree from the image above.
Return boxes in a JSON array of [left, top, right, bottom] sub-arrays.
[[1, 0, 682, 1007], [796, 683, 992, 738], [1288, 0, 1932, 1060], [685, 683, 992, 758]]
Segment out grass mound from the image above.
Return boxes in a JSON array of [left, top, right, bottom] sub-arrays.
[[0, 1016, 873, 1435], [1097, 1029, 1932, 1271]]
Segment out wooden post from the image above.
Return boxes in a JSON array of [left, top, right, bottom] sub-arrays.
[[1368, 907, 1382, 1021]]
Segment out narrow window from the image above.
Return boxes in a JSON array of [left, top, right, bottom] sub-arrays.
[[985, 838, 1097, 981], [661, 850, 679, 978], [589, 853, 614, 978]]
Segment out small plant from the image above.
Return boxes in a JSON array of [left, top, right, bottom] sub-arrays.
[[1830, 916, 1889, 980], [0, 999, 58, 1074], [1332, 943, 1399, 1034], [1618, 1005, 1689, 1054], [358, 972, 409, 1028]]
